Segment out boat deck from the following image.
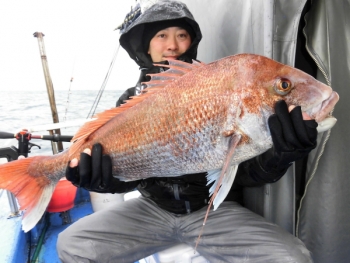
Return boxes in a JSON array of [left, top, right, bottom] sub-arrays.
[[1, 184, 205, 263], [0, 188, 148, 263], [37, 200, 93, 262]]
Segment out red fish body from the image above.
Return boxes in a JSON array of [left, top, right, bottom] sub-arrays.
[[0, 54, 339, 232]]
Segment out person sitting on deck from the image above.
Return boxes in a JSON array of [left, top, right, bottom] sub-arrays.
[[58, 1, 317, 262]]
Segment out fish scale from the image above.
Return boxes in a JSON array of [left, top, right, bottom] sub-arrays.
[[106, 87, 232, 179], [0, 53, 339, 233]]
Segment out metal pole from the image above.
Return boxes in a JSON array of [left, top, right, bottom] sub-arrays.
[[33, 32, 63, 153], [6, 190, 20, 218]]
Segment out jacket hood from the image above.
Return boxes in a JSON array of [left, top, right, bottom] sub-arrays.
[[119, 0, 202, 68]]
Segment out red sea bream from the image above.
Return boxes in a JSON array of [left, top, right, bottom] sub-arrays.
[[0, 54, 339, 232]]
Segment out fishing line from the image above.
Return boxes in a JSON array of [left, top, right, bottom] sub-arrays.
[[63, 58, 76, 123], [86, 41, 120, 119]]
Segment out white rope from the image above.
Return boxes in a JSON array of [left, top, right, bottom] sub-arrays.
[[295, 128, 332, 237], [295, 22, 333, 237]]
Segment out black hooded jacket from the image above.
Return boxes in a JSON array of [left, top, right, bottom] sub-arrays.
[[119, 0, 202, 69], [117, 0, 202, 106], [115, 0, 286, 214]]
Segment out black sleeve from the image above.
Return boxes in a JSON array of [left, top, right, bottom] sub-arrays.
[[116, 87, 136, 107], [112, 180, 141, 194], [234, 148, 289, 187]]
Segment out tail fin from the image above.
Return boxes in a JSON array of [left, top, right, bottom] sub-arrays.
[[0, 156, 58, 232]]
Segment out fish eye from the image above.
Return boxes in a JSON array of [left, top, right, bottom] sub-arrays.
[[274, 78, 293, 95], [281, 81, 289, 89]]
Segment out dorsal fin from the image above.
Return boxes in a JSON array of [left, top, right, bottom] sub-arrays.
[[69, 59, 205, 158], [145, 59, 205, 89]]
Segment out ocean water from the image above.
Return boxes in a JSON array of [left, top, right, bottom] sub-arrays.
[[0, 89, 123, 156]]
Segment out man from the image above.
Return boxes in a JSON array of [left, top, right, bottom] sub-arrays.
[[58, 1, 316, 262]]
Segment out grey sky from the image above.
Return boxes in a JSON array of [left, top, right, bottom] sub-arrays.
[[0, 0, 140, 91]]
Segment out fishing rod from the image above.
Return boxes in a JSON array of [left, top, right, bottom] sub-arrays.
[[86, 2, 143, 119], [0, 129, 73, 160]]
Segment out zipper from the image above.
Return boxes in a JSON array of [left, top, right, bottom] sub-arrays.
[[296, 6, 333, 237], [302, 8, 331, 86]]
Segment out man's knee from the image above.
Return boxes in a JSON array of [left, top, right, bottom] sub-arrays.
[[56, 229, 70, 259], [56, 227, 82, 262], [280, 234, 313, 263]]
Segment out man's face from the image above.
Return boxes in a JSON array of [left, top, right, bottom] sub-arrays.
[[148, 26, 192, 62]]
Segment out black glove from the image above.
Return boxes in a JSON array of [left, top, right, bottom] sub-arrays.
[[66, 143, 139, 193], [261, 100, 318, 172], [236, 100, 318, 186]]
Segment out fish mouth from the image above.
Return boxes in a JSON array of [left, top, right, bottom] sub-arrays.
[[316, 116, 337, 133], [306, 91, 339, 123]]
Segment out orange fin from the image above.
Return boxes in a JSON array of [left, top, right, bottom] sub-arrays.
[[147, 59, 204, 88], [0, 157, 56, 232], [69, 60, 205, 157]]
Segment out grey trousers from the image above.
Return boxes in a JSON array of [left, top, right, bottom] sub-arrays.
[[57, 197, 312, 263]]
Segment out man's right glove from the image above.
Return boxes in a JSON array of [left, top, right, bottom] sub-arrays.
[[236, 100, 318, 186], [261, 100, 318, 173], [66, 143, 139, 193]]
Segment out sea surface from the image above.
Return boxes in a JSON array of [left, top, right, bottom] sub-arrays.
[[0, 89, 123, 156]]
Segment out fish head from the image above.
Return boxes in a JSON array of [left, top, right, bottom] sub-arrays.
[[237, 54, 339, 131], [272, 64, 339, 124]]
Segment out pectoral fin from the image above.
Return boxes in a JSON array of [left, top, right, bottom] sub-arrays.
[[196, 134, 241, 249], [207, 164, 238, 210], [206, 134, 241, 213]]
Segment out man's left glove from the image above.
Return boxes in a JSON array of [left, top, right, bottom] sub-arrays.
[[66, 143, 139, 193]]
